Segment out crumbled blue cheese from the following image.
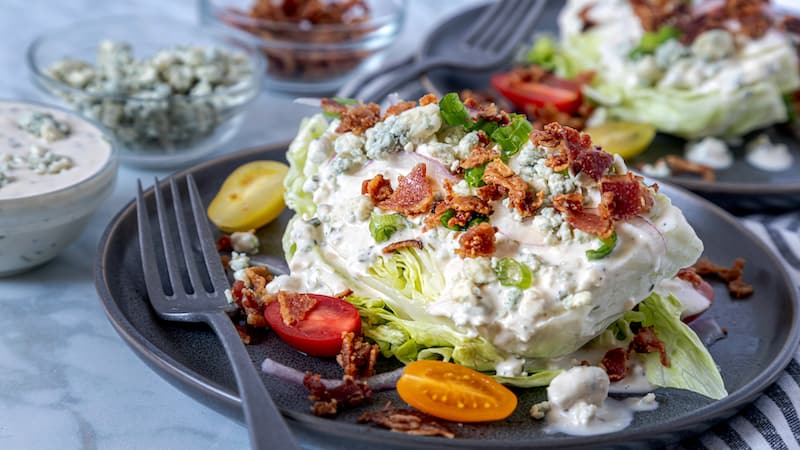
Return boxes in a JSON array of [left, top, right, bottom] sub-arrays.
[[332, 133, 367, 173], [639, 159, 671, 177], [691, 30, 735, 62], [46, 40, 254, 151], [17, 112, 71, 142], [745, 133, 793, 171], [228, 251, 251, 284], [364, 104, 442, 159], [230, 231, 259, 254], [0, 146, 73, 180]]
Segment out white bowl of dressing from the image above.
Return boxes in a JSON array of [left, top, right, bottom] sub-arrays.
[[0, 100, 117, 276]]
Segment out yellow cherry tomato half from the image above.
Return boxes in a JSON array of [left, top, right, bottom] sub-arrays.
[[396, 360, 517, 422], [207, 160, 289, 233], [583, 121, 657, 160]]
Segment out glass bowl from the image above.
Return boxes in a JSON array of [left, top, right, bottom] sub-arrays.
[[199, 0, 405, 94], [27, 15, 265, 169], [0, 99, 118, 276]]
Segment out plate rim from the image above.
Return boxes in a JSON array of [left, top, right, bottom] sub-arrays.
[[94, 141, 800, 448], [417, 3, 800, 198]]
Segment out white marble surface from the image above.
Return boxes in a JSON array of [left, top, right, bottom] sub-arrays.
[[0, 1, 479, 448]]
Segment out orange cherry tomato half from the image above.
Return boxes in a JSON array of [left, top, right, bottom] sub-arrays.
[[396, 360, 518, 422], [491, 72, 583, 114], [264, 294, 361, 357]]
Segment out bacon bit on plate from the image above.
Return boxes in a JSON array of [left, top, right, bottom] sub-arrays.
[[358, 403, 456, 438], [601, 172, 654, 219], [553, 192, 614, 238], [362, 173, 394, 203], [304, 373, 372, 416], [456, 222, 497, 258], [216, 235, 233, 252], [230, 273, 273, 329], [278, 291, 318, 326], [382, 239, 424, 254], [532, 123, 613, 181], [693, 257, 754, 298], [235, 324, 252, 345], [483, 159, 543, 217], [529, 102, 595, 132], [663, 155, 716, 182], [337, 332, 380, 378], [383, 100, 417, 119], [600, 347, 629, 382], [629, 326, 670, 367], [677, 267, 705, 289], [419, 93, 439, 106], [378, 163, 434, 216]]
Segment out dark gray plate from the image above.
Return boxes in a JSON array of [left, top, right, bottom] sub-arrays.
[[420, 3, 800, 213], [95, 142, 799, 449]]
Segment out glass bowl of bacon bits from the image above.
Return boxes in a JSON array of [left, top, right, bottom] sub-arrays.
[[201, 0, 405, 93]]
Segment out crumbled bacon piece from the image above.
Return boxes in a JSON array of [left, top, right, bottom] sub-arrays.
[[230, 272, 273, 329], [578, 4, 597, 31], [600, 347, 629, 382], [629, 0, 689, 32], [781, 15, 800, 34], [528, 102, 594, 132], [693, 257, 753, 298], [483, 159, 543, 217], [419, 93, 439, 106], [476, 184, 505, 201], [629, 326, 669, 367], [235, 324, 252, 345], [552, 192, 614, 238], [460, 144, 499, 170], [531, 123, 613, 181], [320, 99, 381, 135], [337, 332, 379, 378], [677, 267, 704, 289], [463, 98, 511, 126], [382, 239, 424, 254], [378, 163, 434, 216], [304, 373, 372, 416], [425, 188, 493, 231], [362, 174, 394, 203], [601, 172, 654, 219], [358, 404, 455, 438], [383, 100, 416, 119], [216, 235, 232, 252], [278, 291, 318, 326], [456, 222, 496, 258], [334, 288, 353, 299], [663, 155, 716, 181]]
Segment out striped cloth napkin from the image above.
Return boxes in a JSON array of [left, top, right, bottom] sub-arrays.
[[680, 211, 800, 449]]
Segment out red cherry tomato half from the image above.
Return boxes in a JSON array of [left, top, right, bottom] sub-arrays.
[[264, 294, 362, 356], [683, 280, 715, 323], [490, 72, 583, 114]]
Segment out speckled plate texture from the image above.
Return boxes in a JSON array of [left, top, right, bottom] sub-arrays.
[[94, 142, 799, 449], [420, 3, 800, 214]]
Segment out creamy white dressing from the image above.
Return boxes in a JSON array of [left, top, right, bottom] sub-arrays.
[[0, 102, 111, 200], [540, 366, 658, 436], [684, 137, 733, 169], [745, 133, 794, 171], [656, 277, 711, 320]]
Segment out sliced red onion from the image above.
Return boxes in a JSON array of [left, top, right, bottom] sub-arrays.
[[261, 358, 404, 392], [403, 151, 458, 182], [294, 97, 324, 108], [689, 317, 727, 347]]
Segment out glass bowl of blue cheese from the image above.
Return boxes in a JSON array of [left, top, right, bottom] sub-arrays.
[[27, 15, 264, 168], [0, 100, 118, 276]]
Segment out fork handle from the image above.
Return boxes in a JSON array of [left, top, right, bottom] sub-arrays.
[[341, 56, 449, 103], [203, 311, 302, 450]]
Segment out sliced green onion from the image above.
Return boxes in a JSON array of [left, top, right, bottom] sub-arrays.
[[495, 258, 533, 289], [369, 213, 406, 243], [464, 164, 487, 187], [439, 93, 474, 128], [586, 232, 617, 260], [492, 114, 534, 160], [629, 26, 680, 59], [466, 215, 488, 229], [439, 209, 460, 231]]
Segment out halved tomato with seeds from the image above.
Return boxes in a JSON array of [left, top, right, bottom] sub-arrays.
[[396, 360, 517, 422]]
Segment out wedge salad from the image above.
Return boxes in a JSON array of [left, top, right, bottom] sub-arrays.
[[248, 91, 730, 417]]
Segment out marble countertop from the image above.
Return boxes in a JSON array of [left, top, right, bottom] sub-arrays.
[[0, 1, 478, 448]]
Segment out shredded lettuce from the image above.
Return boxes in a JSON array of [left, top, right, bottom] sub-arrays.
[[624, 292, 728, 400], [368, 246, 444, 303], [439, 92, 474, 127]]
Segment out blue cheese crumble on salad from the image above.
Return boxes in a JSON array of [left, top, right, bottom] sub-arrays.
[[262, 91, 727, 429]]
